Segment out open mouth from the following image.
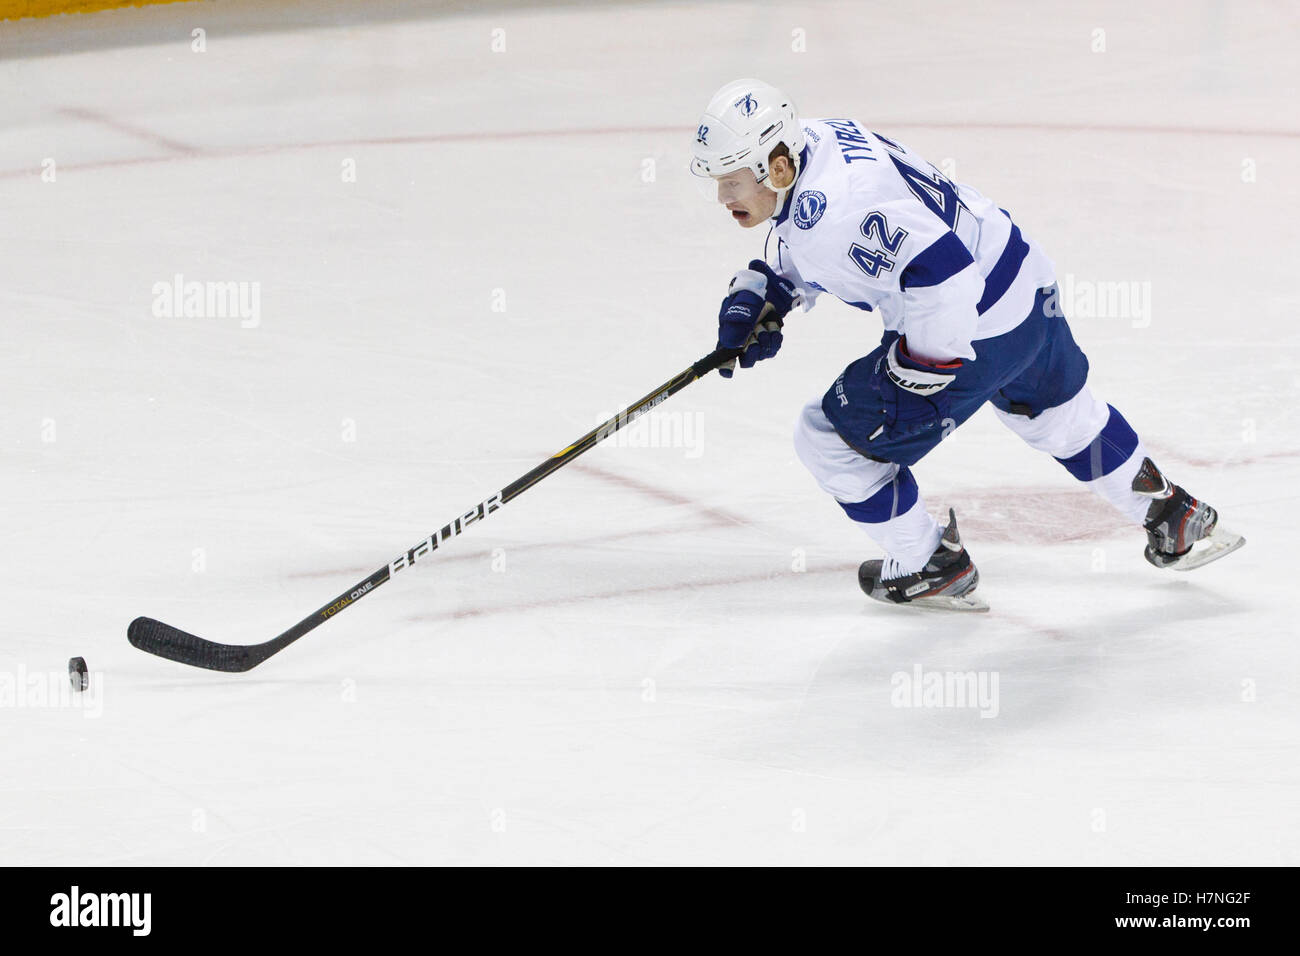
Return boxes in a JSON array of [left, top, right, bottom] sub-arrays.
[[730, 208, 750, 222]]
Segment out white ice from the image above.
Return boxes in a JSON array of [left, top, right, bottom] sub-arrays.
[[1, 0, 1296, 865]]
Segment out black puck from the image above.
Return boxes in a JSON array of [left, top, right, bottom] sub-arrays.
[[68, 657, 89, 692]]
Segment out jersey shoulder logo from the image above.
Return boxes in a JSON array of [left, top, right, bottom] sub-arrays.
[[793, 190, 827, 230], [734, 93, 758, 117]]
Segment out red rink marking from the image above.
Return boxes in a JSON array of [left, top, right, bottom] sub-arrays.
[[285, 518, 716, 581], [406, 563, 858, 624], [569, 461, 753, 529], [285, 461, 745, 582], [4, 117, 1297, 182], [933, 487, 1135, 545], [1142, 438, 1300, 471], [57, 106, 198, 155]]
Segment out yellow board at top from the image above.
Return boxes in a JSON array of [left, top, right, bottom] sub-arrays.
[[0, 0, 197, 21]]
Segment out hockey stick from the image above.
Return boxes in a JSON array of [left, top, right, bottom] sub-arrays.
[[128, 345, 742, 672]]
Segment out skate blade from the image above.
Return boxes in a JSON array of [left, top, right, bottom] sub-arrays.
[[875, 591, 990, 613], [1168, 524, 1245, 571], [914, 592, 991, 612]]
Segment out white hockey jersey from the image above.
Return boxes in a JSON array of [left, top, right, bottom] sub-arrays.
[[766, 118, 1056, 362]]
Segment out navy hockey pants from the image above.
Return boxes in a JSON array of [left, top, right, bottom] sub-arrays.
[[820, 285, 1090, 467]]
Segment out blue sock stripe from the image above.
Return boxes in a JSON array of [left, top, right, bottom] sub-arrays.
[[839, 467, 919, 523], [1055, 405, 1139, 481]]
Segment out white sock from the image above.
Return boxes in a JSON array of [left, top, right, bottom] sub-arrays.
[[859, 496, 943, 576], [1082, 444, 1152, 526]]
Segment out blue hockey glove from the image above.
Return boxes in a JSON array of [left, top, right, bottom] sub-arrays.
[[871, 338, 962, 439], [716, 260, 797, 378]]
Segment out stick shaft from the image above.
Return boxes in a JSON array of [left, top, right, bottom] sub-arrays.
[[129, 347, 738, 670]]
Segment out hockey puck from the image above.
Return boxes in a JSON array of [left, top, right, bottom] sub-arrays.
[[68, 657, 88, 692]]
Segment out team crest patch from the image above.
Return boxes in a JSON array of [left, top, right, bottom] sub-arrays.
[[793, 190, 827, 229], [734, 93, 758, 117]]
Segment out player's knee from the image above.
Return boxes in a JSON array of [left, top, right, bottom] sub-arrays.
[[996, 385, 1109, 459], [793, 399, 897, 503], [792, 399, 833, 473]]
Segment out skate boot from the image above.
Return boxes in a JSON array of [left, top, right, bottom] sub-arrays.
[[1131, 457, 1244, 570], [858, 509, 988, 612]]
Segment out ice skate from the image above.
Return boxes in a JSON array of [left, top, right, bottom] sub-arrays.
[[1131, 457, 1244, 571], [858, 509, 989, 612]]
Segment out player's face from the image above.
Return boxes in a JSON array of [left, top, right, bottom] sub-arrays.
[[710, 169, 777, 228]]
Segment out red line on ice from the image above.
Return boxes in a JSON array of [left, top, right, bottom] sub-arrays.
[[284, 520, 719, 581], [405, 562, 858, 623], [569, 461, 753, 529], [3, 117, 1297, 182], [57, 106, 199, 155]]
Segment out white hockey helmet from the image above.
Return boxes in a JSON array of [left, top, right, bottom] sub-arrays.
[[690, 79, 804, 192]]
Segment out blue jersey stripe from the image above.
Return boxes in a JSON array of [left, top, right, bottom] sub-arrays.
[[976, 216, 1029, 315], [900, 231, 974, 291]]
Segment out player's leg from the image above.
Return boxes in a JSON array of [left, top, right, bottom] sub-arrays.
[[992, 286, 1243, 569], [792, 397, 983, 609], [994, 383, 1150, 523]]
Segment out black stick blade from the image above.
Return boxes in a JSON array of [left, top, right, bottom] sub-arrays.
[[128, 616, 266, 672]]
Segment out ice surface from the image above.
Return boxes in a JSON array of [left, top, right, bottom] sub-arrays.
[[0, 0, 1296, 865]]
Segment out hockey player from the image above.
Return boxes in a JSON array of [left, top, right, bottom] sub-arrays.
[[691, 79, 1242, 610]]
